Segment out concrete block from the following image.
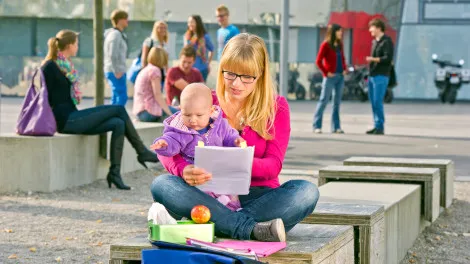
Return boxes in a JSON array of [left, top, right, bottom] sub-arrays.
[[318, 165, 440, 222], [316, 182, 421, 264], [344, 156, 454, 208], [109, 224, 355, 264], [0, 122, 164, 193], [0, 133, 105, 192]]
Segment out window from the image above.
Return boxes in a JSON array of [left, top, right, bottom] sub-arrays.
[[424, 3, 470, 20]]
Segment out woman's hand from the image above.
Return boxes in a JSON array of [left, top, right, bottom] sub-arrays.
[[327, 72, 335, 78], [183, 165, 212, 186]]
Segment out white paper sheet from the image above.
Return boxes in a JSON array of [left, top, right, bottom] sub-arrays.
[[194, 146, 254, 195]]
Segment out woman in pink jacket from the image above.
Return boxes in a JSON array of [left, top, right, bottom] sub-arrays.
[[150, 33, 319, 242]]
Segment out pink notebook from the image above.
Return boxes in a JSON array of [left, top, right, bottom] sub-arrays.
[[186, 238, 286, 258]]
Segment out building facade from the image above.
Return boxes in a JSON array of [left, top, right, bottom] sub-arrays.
[[1, 0, 468, 100]]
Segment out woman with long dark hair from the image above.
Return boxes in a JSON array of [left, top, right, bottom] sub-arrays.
[[313, 24, 347, 134], [41, 30, 159, 190], [184, 15, 214, 81]]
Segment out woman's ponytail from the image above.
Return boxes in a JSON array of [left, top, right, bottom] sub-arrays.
[[44, 37, 59, 63]]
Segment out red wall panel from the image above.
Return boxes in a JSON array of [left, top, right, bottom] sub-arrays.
[[328, 11, 397, 65]]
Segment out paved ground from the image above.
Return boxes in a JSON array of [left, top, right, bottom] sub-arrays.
[[1, 97, 470, 263], [3, 97, 469, 178]]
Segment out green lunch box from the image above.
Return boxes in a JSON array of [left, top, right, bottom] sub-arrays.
[[148, 220, 215, 244]]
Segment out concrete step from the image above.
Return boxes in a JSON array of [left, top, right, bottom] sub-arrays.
[[0, 122, 163, 193]]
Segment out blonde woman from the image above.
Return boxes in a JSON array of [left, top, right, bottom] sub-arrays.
[[141, 21, 169, 68], [41, 30, 158, 190], [133, 47, 177, 122], [151, 33, 319, 242]]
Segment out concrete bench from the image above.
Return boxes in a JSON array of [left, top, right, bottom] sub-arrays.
[[310, 182, 421, 264], [109, 224, 355, 264], [0, 122, 163, 193], [302, 202, 384, 264], [343, 156, 454, 208], [318, 165, 440, 222]]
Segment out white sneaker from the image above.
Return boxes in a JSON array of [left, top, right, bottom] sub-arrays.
[[314, 129, 322, 134]]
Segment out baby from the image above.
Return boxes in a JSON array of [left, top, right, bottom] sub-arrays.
[[151, 83, 245, 211]]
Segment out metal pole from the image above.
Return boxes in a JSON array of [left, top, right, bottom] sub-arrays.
[[93, 0, 107, 158], [0, 77, 2, 133], [279, 0, 289, 97]]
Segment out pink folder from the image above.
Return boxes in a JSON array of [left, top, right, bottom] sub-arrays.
[[186, 238, 286, 258], [216, 240, 287, 257]]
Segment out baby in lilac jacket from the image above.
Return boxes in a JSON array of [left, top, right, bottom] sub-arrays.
[[151, 83, 245, 211]]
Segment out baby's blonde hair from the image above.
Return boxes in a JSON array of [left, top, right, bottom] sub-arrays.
[[216, 33, 277, 140], [181, 83, 213, 109]]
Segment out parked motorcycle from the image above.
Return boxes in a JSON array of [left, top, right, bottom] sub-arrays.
[[276, 68, 307, 100], [308, 71, 323, 100], [431, 54, 470, 104], [344, 65, 395, 103], [344, 65, 369, 102]]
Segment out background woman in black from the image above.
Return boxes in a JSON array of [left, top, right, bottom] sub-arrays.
[[41, 29, 158, 190]]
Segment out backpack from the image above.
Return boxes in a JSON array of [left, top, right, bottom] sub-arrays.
[[127, 38, 154, 84], [142, 240, 266, 264]]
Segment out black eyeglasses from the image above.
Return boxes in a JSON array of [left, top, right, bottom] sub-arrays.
[[222, 71, 257, 84]]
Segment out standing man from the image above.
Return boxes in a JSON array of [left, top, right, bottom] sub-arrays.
[[215, 5, 240, 60], [165, 45, 204, 105], [365, 18, 394, 135], [104, 9, 129, 106]]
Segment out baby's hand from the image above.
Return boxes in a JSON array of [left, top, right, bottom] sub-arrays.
[[234, 137, 246, 147], [150, 139, 168, 150]]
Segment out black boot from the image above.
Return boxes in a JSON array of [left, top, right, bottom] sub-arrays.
[[107, 126, 130, 190], [137, 149, 159, 169], [123, 116, 159, 169], [107, 165, 131, 190]]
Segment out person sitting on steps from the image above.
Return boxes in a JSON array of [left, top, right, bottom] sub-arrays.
[[41, 29, 159, 190]]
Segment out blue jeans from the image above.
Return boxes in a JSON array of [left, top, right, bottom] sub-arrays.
[[313, 74, 344, 131], [200, 68, 209, 82], [150, 175, 319, 240], [105, 72, 128, 106], [136, 107, 179, 122], [368, 75, 389, 130]]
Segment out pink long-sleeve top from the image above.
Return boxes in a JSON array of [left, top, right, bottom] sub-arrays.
[[157, 94, 291, 188]]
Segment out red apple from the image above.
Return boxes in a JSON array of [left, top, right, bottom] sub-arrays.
[[191, 205, 211, 224]]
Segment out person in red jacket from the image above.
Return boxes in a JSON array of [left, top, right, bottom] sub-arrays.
[[313, 24, 347, 134]]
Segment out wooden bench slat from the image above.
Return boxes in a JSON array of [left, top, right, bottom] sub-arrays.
[[109, 224, 355, 264], [318, 165, 440, 222], [309, 182, 422, 264], [344, 156, 454, 208]]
